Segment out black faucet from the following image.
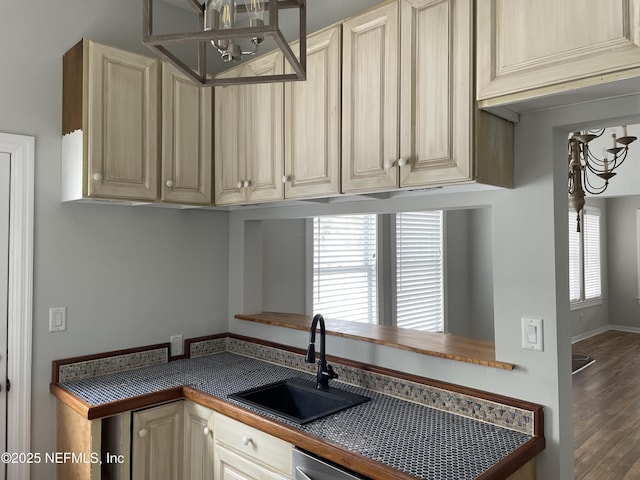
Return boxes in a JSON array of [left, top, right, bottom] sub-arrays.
[[305, 314, 338, 390]]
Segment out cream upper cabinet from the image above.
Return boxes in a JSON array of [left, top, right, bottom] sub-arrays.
[[341, 1, 399, 194], [183, 401, 215, 480], [399, 0, 473, 187], [477, 0, 640, 105], [214, 63, 247, 206], [62, 39, 159, 202], [131, 402, 184, 480], [214, 50, 284, 205], [284, 25, 342, 199], [213, 412, 292, 480], [161, 64, 212, 205]]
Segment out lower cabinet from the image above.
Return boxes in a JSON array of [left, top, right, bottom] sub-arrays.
[[214, 412, 293, 480], [130, 403, 292, 480], [131, 401, 215, 480], [131, 402, 184, 480]]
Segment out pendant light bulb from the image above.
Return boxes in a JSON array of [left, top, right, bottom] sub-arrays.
[[218, 0, 236, 30], [246, 0, 265, 44], [246, 0, 265, 24], [205, 0, 240, 60]]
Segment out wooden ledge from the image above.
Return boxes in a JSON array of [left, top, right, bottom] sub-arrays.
[[235, 312, 515, 371]]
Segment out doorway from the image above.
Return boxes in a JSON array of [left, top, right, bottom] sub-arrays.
[[0, 133, 34, 480]]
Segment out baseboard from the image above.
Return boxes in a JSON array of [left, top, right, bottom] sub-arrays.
[[572, 326, 610, 344], [609, 324, 640, 334], [572, 324, 640, 344]]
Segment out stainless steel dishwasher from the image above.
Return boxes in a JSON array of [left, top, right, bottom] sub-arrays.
[[293, 448, 368, 480]]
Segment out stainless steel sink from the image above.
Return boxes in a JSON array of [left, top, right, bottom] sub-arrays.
[[228, 377, 370, 425]]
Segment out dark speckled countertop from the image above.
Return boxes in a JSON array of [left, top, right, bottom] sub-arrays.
[[59, 352, 533, 480]]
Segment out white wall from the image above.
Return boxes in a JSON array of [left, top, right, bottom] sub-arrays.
[[0, 2, 230, 479]]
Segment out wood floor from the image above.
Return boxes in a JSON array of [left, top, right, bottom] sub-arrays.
[[573, 330, 640, 479]]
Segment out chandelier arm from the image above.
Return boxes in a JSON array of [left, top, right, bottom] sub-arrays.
[[609, 148, 630, 170], [586, 128, 606, 138], [582, 170, 608, 195]]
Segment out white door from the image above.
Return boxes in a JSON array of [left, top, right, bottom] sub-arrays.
[[0, 152, 9, 480]]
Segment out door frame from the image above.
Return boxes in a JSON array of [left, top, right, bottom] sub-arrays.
[[0, 133, 34, 480]]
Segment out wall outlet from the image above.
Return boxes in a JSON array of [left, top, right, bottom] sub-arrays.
[[521, 317, 543, 351], [170, 334, 184, 357]]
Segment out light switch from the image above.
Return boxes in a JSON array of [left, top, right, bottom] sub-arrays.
[[522, 317, 543, 351], [49, 307, 67, 332], [527, 325, 537, 344]]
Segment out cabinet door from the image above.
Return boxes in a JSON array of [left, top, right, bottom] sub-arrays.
[[161, 63, 212, 205], [214, 445, 290, 480], [214, 64, 248, 205], [399, 0, 472, 187], [183, 402, 215, 480], [244, 50, 284, 203], [284, 25, 341, 199], [132, 402, 183, 480], [341, 2, 399, 193], [477, 0, 640, 102], [86, 41, 159, 201]]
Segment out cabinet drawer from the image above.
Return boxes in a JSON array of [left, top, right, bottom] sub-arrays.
[[214, 413, 292, 475]]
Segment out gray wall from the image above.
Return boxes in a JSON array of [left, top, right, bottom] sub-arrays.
[[607, 195, 640, 329], [0, 2, 230, 479], [261, 219, 308, 313]]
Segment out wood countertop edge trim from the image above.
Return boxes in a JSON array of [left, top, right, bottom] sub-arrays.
[[50, 383, 90, 418], [235, 313, 515, 371], [476, 437, 546, 480]]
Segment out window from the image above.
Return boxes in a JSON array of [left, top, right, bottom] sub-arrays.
[[313, 214, 377, 323], [312, 212, 444, 331], [395, 211, 444, 331], [569, 207, 602, 304]]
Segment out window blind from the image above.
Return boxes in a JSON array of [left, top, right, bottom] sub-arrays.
[[313, 215, 377, 323], [583, 209, 601, 300], [395, 211, 444, 332]]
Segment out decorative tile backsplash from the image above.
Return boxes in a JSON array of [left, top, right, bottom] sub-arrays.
[[189, 336, 536, 436], [57, 347, 169, 383], [55, 336, 535, 436], [188, 336, 227, 358]]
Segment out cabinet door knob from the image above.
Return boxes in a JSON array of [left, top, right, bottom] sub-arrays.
[[383, 160, 394, 171], [397, 157, 408, 167], [241, 435, 252, 446], [237, 181, 243, 189], [203, 426, 212, 436], [138, 429, 148, 438], [93, 173, 103, 182], [243, 180, 250, 188], [166, 180, 174, 188], [282, 175, 290, 184]]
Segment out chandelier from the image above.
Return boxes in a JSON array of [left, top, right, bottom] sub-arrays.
[[142, 0, 306, 86], [568, 126, 636, 231]]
